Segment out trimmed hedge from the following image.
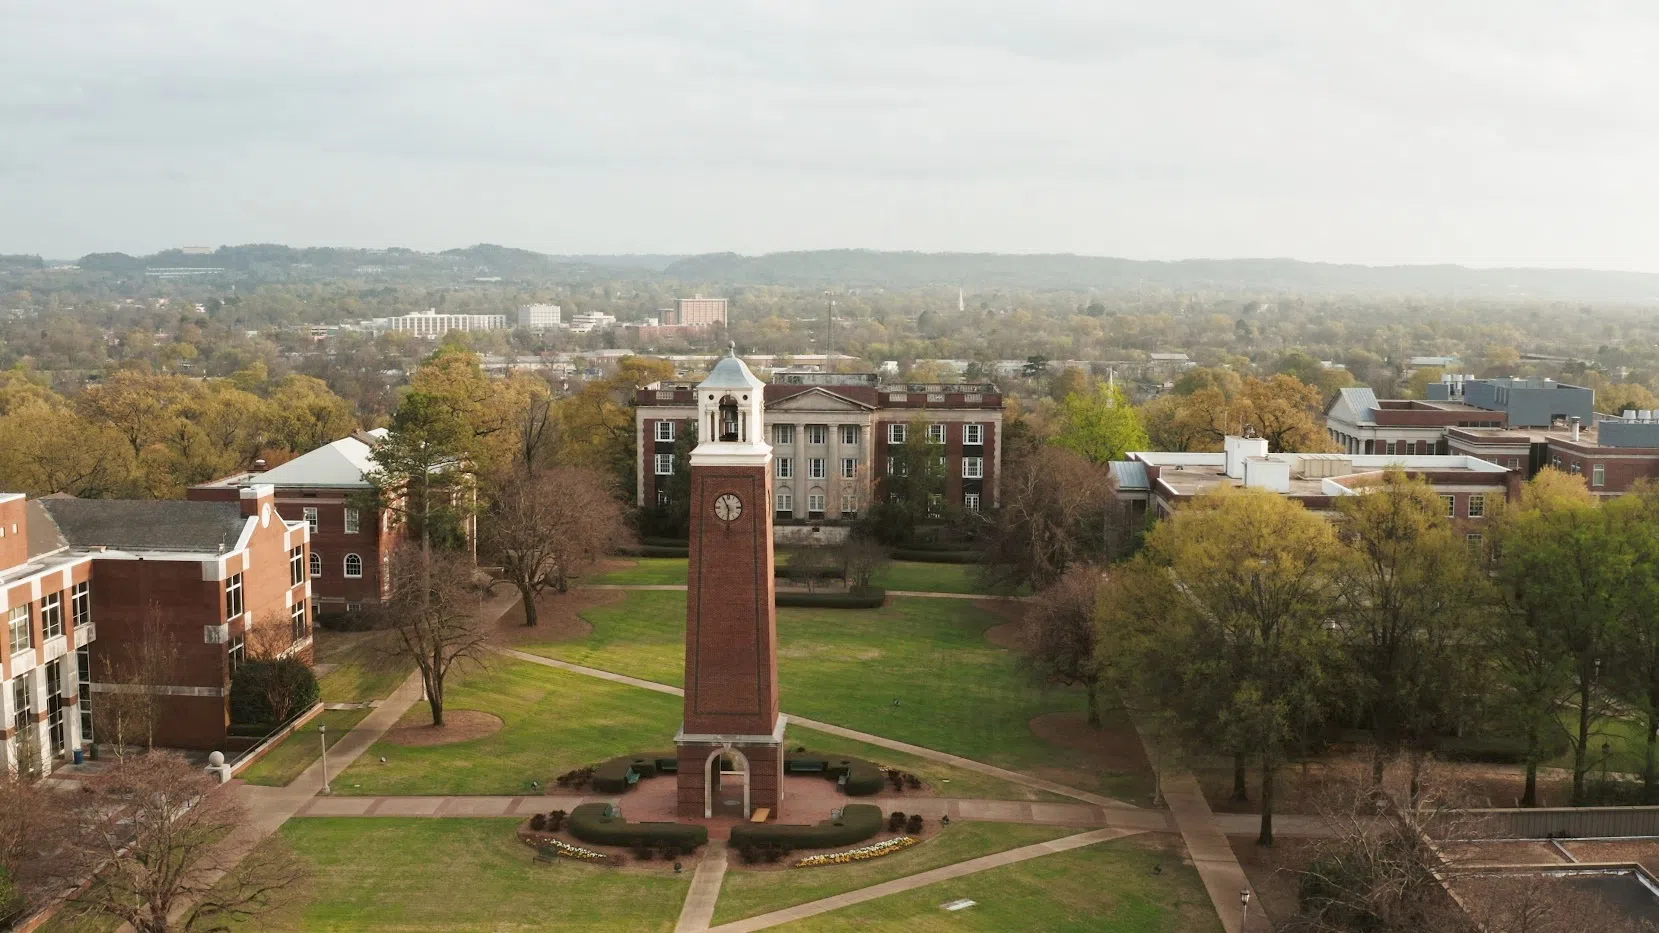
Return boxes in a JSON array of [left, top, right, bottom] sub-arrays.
[[567, 803, 708, 850], [592, 753, 680, 792], [617, 545, 690, 558], [785, 754, 885, 796], [776, 589, 886, 609], [642, 537, 690, 548], [228, 658, 320, 728], [729, 803, 883, 849], [1436, 733, 1569, 765], [889, 549, 978, 563]]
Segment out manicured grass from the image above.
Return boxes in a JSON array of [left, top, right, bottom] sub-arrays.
[[524, 589, 687, 686], [785, 724, 1068, 803], [712, 822, 1075, 925], [332, 658, 681, 795], [241, 708, 372, 787], [777, 834, 1218, 932], [872, 561, 1006, 595], [588, 558, 689, 585], [254, 818, 689, 931], [520, 592, 1145, 800]]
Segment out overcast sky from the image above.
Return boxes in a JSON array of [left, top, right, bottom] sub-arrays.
[[4, 2, 1657, 268]]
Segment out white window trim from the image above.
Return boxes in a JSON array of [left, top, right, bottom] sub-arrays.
[[963, 457, 984, 479], [888, 424, 906, 444], [344, 508, 360, 534], [775, 491, 794, 513], [809, 458, 826, 479], [303, 507, 319, 533], [965, 493, 981, 512], [841, 458, 857, 478], [776, 458, 794, 479], [927, 423, 946, 445], [964, 423, 984, 445], [655, 453, 674, 476], [655, 421, 676, 442], [309, 551, 323, 578], [1592, 464, 1606, 487], [840, 425, 859, 445], [344, 554, 364, 578]]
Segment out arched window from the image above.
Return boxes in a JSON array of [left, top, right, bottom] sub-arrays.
[[343, 554, 363, 578], [719, 394, 740, 441], [309, 552, 322, 578]]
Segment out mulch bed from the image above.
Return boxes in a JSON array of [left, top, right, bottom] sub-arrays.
[[1030, 711, 1153, 777], [381, 710, 504, 746], [489, 587, 620, 645]]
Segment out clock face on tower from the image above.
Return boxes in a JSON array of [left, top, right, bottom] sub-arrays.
[[713, 493, 743, 522]]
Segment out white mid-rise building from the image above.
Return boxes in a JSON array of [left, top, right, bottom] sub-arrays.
[[364, 309, 508, 337], [517, 304, 562, 329], [568, 311, 617, 334]]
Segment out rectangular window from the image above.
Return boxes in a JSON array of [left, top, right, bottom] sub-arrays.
[[1552, 456, 1563, 468], [841, 458, 857, 479], [888, 423, 906, 445], [1385, 441, 1397, 455], [963, 457, 984, 479], [225, 572, 244, 620], [808, 458, 826, 479], [807, 493, 825, 516], [344, 508, 360, 534], [1570, 462, 1582, 475], [292, 602, 309, 642], [656, 489, 670, 507], [964, 423, 984, 445], [40, 594, 62, 641], [655, 420, 675, 442], [927, 493, 942, 518], [1468, 495, 1485, 518], [840, 425, 860, 446], [927, 423, 946, 445], [774, 424, 795, 445], [655, 453, 674, 475], [776, 457, 794, 479], [229, 633, 245, 672], [806, 424, 827, 445], [13, 678, 31, 770], [77, 645, 92, 744], [290, 546, 305, 586], [965, 493, 981, 512], [8, 605, 30, 655], [1467, 532, 1484, 550], [1508, 458, 1521, 469], [45, 661, 63, 756], [71, 581, 89, 627], [303, 507, 319, 534], [1440, 495, 1456, 518], [1593, 464, 1606, 487], [775, 491, 793, 517], [840, 494, 858, 518]]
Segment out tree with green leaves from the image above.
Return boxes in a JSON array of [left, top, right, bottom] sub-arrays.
[[1331, 471, 1488, 800], [1116, 487, 1341, 845], [367, 390, 473, 555], [1051, 381, 1149, 466], [1607, 486, 1659, 801], [868, 416, 948, 544]]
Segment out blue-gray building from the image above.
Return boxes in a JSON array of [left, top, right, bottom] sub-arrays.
[[1427, 377, 1593, 429]]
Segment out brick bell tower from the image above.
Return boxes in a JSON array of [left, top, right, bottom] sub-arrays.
[[675, 347, 786, 819]]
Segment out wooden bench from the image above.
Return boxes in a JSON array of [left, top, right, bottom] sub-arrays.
[[750, 807, 771, 823]]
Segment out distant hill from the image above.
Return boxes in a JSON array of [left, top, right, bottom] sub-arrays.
[[663, 250, 1659, 301]]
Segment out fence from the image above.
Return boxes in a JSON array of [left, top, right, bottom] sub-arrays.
[[1461, 806, 1659, 840]]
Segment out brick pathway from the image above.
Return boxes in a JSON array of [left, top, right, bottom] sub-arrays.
[[702, 827, 1140, 932]]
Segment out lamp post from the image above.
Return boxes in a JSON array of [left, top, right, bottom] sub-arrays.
[[1603, 739, 1613, 800], [319, 723, 331, 795], [1239, 888, 1252, 930]]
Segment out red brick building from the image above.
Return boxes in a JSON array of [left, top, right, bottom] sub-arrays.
[[192, 429, 399, 619], [4, 484, 312, 770], [636, 373, 1003, 541]]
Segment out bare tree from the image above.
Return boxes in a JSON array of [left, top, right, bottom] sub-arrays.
[[59, 751, 307, 933], [980, 445, 1114, 590], [383, 544, 488, 725], [91, 606, 181, 760], [0, 768, 95, 923], [483, 466, 627, 627], [1022, 563, 1106, 726], [839, 534, 889, 593]]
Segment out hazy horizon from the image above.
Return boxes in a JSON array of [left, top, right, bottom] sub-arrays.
[[6, 3, 1657, 271]]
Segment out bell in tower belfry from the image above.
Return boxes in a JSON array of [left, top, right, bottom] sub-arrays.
[[719, 395, 740, 441]]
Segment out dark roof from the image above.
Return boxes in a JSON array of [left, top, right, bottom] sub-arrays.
[[25, 500, 68, 558], [37, 498, 248, 553]]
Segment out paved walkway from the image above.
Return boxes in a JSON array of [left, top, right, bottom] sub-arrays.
[[675, 840, 729, 933], [702, 827, 1140, 932], [1162, 773, 1270, 933], [495, 646, 1132, 810]]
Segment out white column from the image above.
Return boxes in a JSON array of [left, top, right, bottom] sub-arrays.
[[60, 654, 81, 755], [0, 677, 14, 774]]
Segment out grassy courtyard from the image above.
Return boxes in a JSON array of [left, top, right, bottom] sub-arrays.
[[518, 591, 1145, 799], [776, 834, 1217, 932], [331, 657, 681, 796], [589, 557, 1011, 596], [711, 822, 1075, 925], [588, 557, 689, 586], [249, 818, 689, 931], [241, 631, 414, 787]]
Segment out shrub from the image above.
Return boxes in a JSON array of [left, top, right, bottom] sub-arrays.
[[618, 545, 690, 558], [905, 814, 924, 835], [568, 803, 708, 850], [0, 867, 21, 929], [530, 814, 547, 832], [888, 549, 977, 563], [1436, 733, 1568, 764], [775, 590, 886, 609], [641, 536, 690, 548], [548, 809, 567, 832], [729, 804, 883, 850], [831, 758, 887, 796], [904, 773, 922, 789], [228, 657, 320, 728], [887, 811, 906, 833], [592, 757, 639, 793]]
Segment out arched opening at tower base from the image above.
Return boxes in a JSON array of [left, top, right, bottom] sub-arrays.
[[706, 747, 749, 819]]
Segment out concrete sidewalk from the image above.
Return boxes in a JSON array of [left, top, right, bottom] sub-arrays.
[[703, 827, 1141, 932], [675, 840, 729, 933]]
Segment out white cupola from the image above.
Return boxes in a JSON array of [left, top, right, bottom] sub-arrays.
[[691, 345, 771, 465]]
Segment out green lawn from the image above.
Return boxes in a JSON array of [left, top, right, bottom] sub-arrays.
[[775, 834, 1218, 932], [249, 818, 689, 931], [241, 708, 372, 787], [712, 822, 1075, 925], [332, 658, 681, 795], [519, 592, 1145, 800], [784, 724, 1067, 803], [588, 558, 689, 585], [240, 631, 414, 788]]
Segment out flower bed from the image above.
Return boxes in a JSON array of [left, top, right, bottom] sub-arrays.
[[530, 837, 612, 863], [794, 836, 917, 868]]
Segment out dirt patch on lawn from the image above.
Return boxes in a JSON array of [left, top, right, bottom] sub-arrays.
[[1031, 711, 1154, 778], [1230, 833, 1316, 925], [490, 587, 621, 645], [1200, 755, 1576, 814], [984, 621, 1025, 650], [382, 710, 504, 746]]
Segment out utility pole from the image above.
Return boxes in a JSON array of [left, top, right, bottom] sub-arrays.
[[824, 292, 836, 369]]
